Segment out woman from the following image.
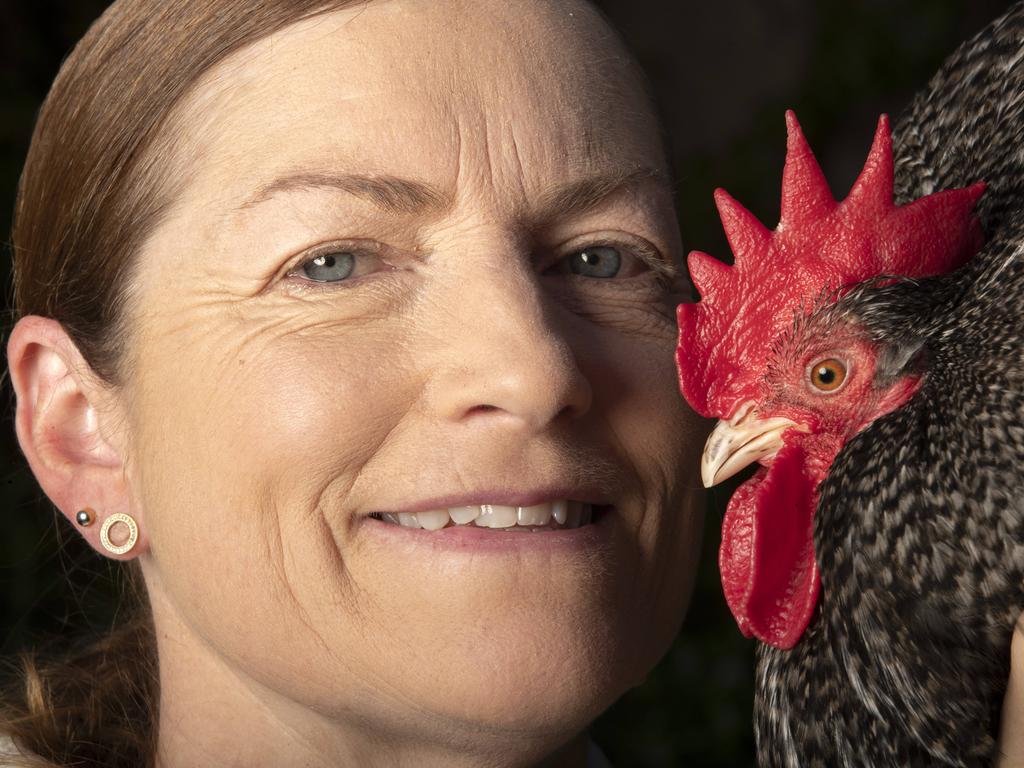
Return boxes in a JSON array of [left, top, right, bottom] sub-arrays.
[[2, 0, 706, 766]]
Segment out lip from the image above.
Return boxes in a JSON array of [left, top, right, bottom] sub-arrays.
[[367, 485, 617, 515], [361, 504, 616, 554]]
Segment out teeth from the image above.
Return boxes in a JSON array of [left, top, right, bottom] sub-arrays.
[[416, 509, 450, 531], [449, 506, 479, 525], [373, 500, 599, 531], [517, 503, 552, 526], [475, 504, 518, 528], [552, 499, 568, 525]]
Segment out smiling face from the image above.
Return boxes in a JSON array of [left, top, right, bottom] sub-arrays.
[[114, 0, 703, 758]]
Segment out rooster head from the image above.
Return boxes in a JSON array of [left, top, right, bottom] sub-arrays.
[[676, 111, 985, 649]]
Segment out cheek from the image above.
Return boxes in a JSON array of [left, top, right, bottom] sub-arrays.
[[806, 363, 881, 428], [766, 356, 875, 431], [589, 331, 706, 633], [133, 310, 416, 517], [127, 307, 419, 669], [772, 342, 884, 427]]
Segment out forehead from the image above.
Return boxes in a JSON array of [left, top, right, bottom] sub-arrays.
[[170, 0, 664, 211]]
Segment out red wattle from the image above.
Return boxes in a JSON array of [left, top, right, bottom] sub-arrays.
[[719, 443, 820, 650]]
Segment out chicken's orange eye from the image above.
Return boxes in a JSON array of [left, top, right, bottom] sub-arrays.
[[809, 358, 848, 392]]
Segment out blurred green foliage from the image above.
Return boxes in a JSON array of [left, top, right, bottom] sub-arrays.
[[0, 1, 1016, 766]]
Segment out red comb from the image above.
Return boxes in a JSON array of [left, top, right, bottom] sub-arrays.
[[676, 111, 985, 419]]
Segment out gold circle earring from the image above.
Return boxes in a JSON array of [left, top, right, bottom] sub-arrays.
[[99, 512, 139, 556]]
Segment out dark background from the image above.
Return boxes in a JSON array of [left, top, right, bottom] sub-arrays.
[[0, 1, 1016, 765]]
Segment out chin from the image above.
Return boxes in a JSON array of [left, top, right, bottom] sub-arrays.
[[426, 653, 633, 739], [372, 593, 654, 737]]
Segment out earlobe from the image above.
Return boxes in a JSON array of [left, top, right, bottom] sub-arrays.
[[6, 315, 148, 560]]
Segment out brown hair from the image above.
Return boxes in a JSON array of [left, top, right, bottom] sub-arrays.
[[5, 1, 359, 765]]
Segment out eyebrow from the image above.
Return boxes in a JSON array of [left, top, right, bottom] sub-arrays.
[[236, 166, 665, 221], [533, 166, 664, 222], [238, 172, 451, 215]]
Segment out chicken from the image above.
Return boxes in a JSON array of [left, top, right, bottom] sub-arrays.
[[674, 3, 1024, 765]]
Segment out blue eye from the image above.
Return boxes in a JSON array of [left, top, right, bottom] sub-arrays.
[[298, 252, 356, 282], [567, 246, 622, 278]]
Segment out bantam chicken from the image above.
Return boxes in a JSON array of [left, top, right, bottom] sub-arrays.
[[675, 3, 1024, 765]]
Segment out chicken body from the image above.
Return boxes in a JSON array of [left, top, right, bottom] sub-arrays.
[[756, 4, 1024, 765]]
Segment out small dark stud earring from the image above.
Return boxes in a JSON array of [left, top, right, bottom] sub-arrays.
[[76, 507, 96, 527]]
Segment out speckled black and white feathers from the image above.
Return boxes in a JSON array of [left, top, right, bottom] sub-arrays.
[[753, 3, 1024, 766]]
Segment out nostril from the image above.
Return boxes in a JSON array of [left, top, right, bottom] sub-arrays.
[[468, 404, 499, 414]]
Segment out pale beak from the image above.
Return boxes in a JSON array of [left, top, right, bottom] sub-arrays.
[[701, 402, 802, 488]]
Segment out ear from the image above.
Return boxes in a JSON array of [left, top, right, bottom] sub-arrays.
[[875, 335, 926, 382], [7, 316, 148, 561]]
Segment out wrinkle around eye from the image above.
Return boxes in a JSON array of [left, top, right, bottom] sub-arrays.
[[542, 269, 676, 299], [549, 284, 679, 337], [587, 305, 678, 341], [227, 293, 402, 351]]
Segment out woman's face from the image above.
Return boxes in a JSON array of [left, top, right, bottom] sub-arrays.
[[123, 0, 704, 748]]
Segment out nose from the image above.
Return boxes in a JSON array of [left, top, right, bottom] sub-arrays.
[[420, 241, 593, 434]]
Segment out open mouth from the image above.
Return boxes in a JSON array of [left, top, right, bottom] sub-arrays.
[[367, 500, 610, 532]]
